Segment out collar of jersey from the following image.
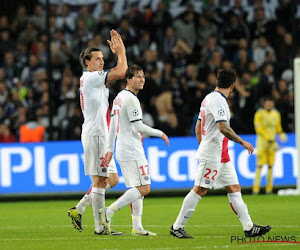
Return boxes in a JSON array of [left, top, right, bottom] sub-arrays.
[[124, 88, 137, 96], [214, 90, 227, 99]]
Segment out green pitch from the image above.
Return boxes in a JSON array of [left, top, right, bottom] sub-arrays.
[[1, 194, 299, 249]]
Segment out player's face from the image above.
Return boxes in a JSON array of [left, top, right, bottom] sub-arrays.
[[264, 100, 274, 111], [86, 51, 104, 71], [130, 70, 145, 91]]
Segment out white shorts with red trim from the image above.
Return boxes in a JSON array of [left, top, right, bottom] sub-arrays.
[[118, 156, 151, 188], [194, 160, 239, 189]]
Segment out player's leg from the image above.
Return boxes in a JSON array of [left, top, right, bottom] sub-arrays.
[[170, 185, 204, 239], [131, 197, 143, 233], [100, 158, 151, 233], [68, 172, 118, 232], [266, 148, 276, 194], [253, 148, 267, 194], [131, 195, 157, 236], [253, 165, 263, 194], [70, 158, 120, 234], [224, 162, 271, 237], [266, 165, 273, 194], [91, 175, 108, 234], [171, 160, 221, 239], [82, 136, 109, 234]]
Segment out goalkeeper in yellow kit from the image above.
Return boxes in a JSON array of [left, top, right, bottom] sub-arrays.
[[253, 97, 287, 194]]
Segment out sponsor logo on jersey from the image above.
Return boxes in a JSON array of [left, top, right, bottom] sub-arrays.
[[205, 179, 210, 184], [144, 176, 149, 181], [102, 168, 107, 172]]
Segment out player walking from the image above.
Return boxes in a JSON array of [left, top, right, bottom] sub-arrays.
[[100, 64, 169, 235], [170, 69, 271, 238]]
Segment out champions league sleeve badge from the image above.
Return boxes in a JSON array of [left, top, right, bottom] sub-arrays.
[[133, 109, 139, 116], [218, 109, 225, 116]]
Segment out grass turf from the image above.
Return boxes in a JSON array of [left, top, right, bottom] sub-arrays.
[[0, 194, 299, 249]]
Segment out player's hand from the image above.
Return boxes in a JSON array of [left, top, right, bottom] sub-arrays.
[[101, 151, 113, 166], [241, 140, 254, 155], [107, 29, 125, 55], [279, 132, 287, 143], [161, 132, 170, 146]]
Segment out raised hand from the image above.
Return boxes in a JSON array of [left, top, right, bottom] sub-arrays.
[[107, 29, 125, 55]]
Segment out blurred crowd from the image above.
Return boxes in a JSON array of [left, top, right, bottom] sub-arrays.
[[0, 0, 299, 142]]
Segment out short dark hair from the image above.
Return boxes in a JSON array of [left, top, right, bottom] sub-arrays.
[[80, 48, 100, 67], [125, 64, 144, 79], [217, 69, 236, 88], [263, 96, 274, 103]]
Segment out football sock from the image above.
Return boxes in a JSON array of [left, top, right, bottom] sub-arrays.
[[76, 187, 92, 214], [253, 166, 262, 194], [131, 197, 144, 231], [107, 188, 141, 216], [173, 190, 202, 230], [91, 187, 105, 231], [228, 192, 253, 231], [266, 166, 273, 193], [75, 183, 112, 215]]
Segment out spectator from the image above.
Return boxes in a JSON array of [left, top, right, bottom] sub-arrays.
[[19, 116, 45, 143], [0, 123, 16, 143]]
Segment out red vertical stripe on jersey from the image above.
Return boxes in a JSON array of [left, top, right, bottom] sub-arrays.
[[221, 137, 230, 163]]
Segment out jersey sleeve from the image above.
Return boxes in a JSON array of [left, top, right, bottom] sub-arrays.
[[86, 70, 110, 88], [197, 109, 201, 120], [126, 97, 143, 122], [209, 97, 228, 123]]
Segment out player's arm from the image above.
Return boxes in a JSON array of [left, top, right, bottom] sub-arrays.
[[276, 112, 283, 134], [106, 29, 128, 86], [217, 122, 254, 154], [132, 121, 169, 146], [195, 119, 202, 144], [101, 111, 118, 166], [276, 112, 287, 142]]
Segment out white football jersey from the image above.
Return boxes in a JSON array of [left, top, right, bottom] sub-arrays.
[[111, 89, 145, 161], [196, 91, 231, 163], [79, 70, 110, 137]]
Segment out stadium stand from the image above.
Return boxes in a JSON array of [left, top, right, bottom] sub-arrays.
[[0, 0, 298, 141]]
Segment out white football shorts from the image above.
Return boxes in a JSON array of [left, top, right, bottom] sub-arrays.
[[194, 160, 239, 189], [118, 156, 151, 188], [81, 135, 110, 177]]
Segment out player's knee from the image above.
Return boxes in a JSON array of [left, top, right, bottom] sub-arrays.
[[137, 185, 150, 196], [108, 173, 119, 188], [193, 186, 208, 197], [225, 184, 241, 193], [92, 176, 108, 188]]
